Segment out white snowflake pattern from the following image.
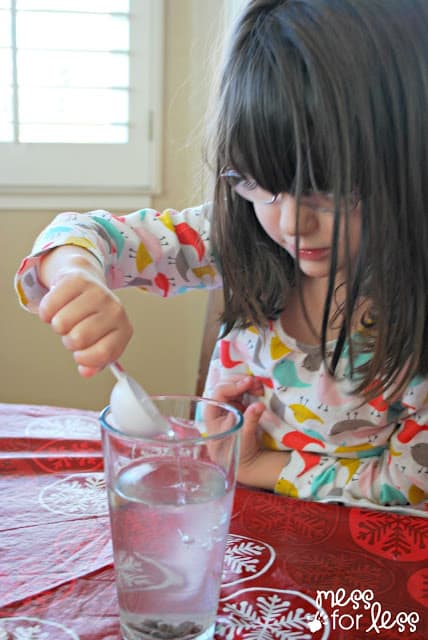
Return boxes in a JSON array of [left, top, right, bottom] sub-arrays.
[[222, 535, 275, 587], [38, 473, 107, 515], [116, 552, 156, 589], [25, 415, 99, 439], [217, 589, 330, 640], [0, 619, 79, 640], [13, 626, 49, 640], [224, 541, 265, 574], [116, 551, 183, 591]]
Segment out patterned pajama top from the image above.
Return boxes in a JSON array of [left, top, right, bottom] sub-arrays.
[[15, 204, 428, 515]]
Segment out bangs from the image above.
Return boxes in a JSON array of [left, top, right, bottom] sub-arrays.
[[225, 106, 334, 197], [217, 2, 357, 198]]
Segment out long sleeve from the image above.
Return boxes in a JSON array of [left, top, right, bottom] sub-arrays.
[[205, 321, 428, 514], [15, 204, 222, 312], [276, 407, 428, 512]]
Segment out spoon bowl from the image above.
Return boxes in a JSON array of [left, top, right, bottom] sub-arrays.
[[109, 362, 171, 436]]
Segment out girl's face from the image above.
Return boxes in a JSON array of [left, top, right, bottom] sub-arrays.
[[253, 192, 362, 282]]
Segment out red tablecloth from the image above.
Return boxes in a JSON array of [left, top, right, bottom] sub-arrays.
[[0, 403, 427, 640]]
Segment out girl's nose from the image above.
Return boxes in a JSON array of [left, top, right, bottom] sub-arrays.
[[279, 194, 317, 236]]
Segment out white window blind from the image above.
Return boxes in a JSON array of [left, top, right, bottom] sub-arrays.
[[0, 0, 164, 209]]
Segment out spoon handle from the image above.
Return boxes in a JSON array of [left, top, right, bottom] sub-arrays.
[[109, 361, 125, 382]]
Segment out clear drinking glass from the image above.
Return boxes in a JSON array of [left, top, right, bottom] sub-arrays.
[[100, 395, 243, 640]]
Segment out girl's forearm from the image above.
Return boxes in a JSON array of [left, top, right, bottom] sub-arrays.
[[238, 450, 291, 491]]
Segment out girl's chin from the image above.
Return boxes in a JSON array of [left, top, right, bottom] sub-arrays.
[[300, 268, 331, 280], [297, 259, 333, 279]]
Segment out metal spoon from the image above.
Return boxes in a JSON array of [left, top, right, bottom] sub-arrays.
[[109, 362, 170, 436]]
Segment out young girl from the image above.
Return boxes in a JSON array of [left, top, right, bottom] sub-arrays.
[[15, 0, 428, 514]]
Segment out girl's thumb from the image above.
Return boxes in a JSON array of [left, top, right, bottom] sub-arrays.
[[243, 401, 265, 429]]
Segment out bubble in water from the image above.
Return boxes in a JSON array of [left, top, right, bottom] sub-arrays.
[[178, 529, 195, 545]]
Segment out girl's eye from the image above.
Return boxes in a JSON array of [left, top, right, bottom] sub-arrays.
[[240, 178, 258, 191], [220, 168, 277, 204]]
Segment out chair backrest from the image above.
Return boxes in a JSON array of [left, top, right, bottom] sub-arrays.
[[195, 289, 223, 397]]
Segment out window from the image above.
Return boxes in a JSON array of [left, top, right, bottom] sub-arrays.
[[0, 0, 164, 209], [224, 0, 246, 23]]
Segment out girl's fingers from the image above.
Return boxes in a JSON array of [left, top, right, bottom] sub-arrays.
[[48, 289, 121, 338], [38, 273, 97, 322], [77, 364, 102, 378], [241, 402, 266, 443], [38, 281, 82, 324], [71, 327, 131, 370], [60, 306, 131, 352], [238, 402, 266, 472], [243, 401, 265, 426], [213, 375, 264, 403], [39, 273, 117, 325]]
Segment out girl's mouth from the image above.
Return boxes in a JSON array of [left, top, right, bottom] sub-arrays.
[[297, 247, 330, 261], [284, 243, 330, 261]]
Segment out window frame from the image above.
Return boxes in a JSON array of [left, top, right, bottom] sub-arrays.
[[0, 0, 164, 210]]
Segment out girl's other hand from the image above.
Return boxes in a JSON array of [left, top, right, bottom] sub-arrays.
[[210, 374, 265, 413], [210, 375, 265, 472], [211, 375, 289, 490]]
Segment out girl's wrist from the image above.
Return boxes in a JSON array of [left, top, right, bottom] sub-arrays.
[[38, 246, 105, 289], [238, 450, 290, 491]]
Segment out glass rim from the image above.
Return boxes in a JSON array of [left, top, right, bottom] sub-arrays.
[[99, 394, 244, 444]]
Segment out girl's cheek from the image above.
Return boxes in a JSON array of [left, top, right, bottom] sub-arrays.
[[253, 212, 282, 244]]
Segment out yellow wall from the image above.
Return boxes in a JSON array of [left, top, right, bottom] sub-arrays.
[[1, 1, 224, 410]]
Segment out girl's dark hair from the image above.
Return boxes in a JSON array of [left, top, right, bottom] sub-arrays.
[[210, 0, 428, 398]]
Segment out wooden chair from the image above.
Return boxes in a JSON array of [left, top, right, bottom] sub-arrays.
[[195, 289, 223, 397]]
